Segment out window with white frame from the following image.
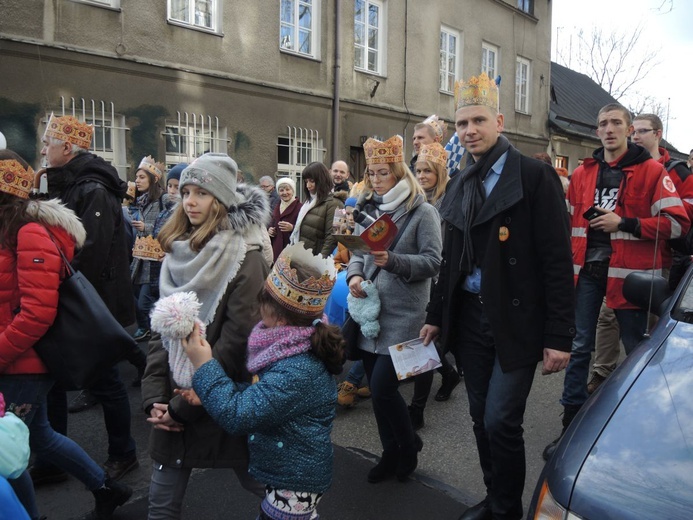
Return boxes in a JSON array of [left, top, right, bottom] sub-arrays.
[[515, 56, 530, 114], [354, 0, 385, 75], [168, 0, 219, 32], [481, 42, 499, 80], [71, 0, 121, 7], [439, 27, 460, 94], [277, 127, 325, 200], [163, 113, 229, 167], [280, 0, 320, 59], [517, 0, 533, 15]]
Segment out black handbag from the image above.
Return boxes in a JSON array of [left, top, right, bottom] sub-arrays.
[[32, 235, 137, 390], [340, 207, 418, 361]]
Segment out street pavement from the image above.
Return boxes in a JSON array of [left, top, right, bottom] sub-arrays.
[[34, 348, 567, 520]]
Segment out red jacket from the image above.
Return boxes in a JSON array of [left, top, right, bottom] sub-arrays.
[[0, 202, 83, 375], [659, 147, 693, 220], [568, 146, 690, 309]]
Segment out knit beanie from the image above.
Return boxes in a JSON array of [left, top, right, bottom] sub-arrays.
[[167, 162, 188, 182], [180, 153, 238, 208], [276, 176, 296, 194], [345, 197, 357, 208]]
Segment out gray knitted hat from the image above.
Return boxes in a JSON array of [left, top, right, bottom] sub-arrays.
[[180, 153, 238, 208]]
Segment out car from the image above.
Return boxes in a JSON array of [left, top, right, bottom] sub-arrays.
[[527, 266, 693, 520]]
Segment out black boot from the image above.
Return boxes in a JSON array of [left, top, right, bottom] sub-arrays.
[[92, 478, 132, 519], [435, 369, 461, 402], [396, 434, 423, 482], [408, 404, 425, 431], [367, 449, 399, 483], [542, 404, 581, 461]]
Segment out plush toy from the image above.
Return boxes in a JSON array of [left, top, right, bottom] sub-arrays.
[[347, 280, 381, 338], [150, 291, 207, 388]]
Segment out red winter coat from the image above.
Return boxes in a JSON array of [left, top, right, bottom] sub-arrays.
[[568, 146, 690, 309], [0, 201, 84, 375]]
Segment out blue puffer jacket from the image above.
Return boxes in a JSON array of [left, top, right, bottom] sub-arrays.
[[192, 353, 336, 493]]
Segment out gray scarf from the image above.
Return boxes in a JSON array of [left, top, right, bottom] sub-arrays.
[[159, 230, 247, 325]]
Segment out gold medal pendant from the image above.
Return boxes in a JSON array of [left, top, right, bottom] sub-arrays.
[[499, 226, 509, 242]]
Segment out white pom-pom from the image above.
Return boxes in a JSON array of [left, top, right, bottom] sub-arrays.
[[151, 292, 202, 339]]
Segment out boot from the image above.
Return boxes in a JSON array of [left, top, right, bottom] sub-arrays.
[[434, 370, 461, 402], [542, 404, 581, 461], [337, 381, 358, 407], [92, 478, 132, 519], [407, 404, 424, 431], [396, 434, 424, 482], [367, 449, 400, 483]]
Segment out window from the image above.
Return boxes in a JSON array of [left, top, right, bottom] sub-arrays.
[[280, 0, 320, 59], [355, 0, 385, 75], [71, 0, 120, 7], [481, 42, 498, 80], [163, 113, 229, 167], [439, 27, 460, 93], [555, 155, 568, 169], [515, 56, 530, 113], [277, 127, 325, 200], [517, 0, 533, 15], [168, 0, 219, 32]]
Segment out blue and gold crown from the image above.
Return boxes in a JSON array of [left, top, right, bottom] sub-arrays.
[[454, 73, 499, 112]]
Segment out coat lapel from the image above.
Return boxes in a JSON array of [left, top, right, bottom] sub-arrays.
[[473, 147, 524, 227]]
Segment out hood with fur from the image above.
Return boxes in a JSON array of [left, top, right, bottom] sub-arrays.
[[228, 183, 271, 253], [25, 199, 86, 248]]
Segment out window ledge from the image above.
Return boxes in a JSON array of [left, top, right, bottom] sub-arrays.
[[167, 19, 223, 37], [439, 89, 454, 97], [68, 0, 121, 12], [515, 110, 532, 117], [491, 0, 538, 22], [279, 48, 321, 63], [355, 67, 386, 79]]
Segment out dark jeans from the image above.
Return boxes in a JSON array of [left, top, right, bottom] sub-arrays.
[[451, 291, 536, 520], [37, 365, 136, 468], [134, 282, 155, 331], [361, 351, 416, 453], [410, 347, 458, 410]]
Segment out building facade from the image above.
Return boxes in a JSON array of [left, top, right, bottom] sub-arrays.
[[0, 0, 552, 194]]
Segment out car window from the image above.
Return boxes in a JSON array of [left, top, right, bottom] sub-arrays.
[[673, 272, 693, 323]]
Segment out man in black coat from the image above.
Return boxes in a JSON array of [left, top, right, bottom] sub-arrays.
[[421, 74, 575, 520], [34, 114, 139, 482]]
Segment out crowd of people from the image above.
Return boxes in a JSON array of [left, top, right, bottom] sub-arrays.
[[0, 69, 691, 520]]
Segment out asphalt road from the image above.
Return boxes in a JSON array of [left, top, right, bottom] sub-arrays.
[[34, 349, 568, 519]]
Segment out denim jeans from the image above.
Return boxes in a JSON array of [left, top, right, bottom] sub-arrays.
[[134, 282, 155, 331], [0, 375, 106, 519], [345, 360, 366, 387], [452, 291, 536, 520], [361, 351, 416, 453], [561, 269, 648, 408]]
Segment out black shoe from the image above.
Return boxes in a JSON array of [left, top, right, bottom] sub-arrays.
[[396, 434, 423, 482], [68, 390, 98, 413], [435, 372, 461, 402], [459, 499, 492, 520], [367, 449, 399, 483], [30, 465, 69, 486], [407, 405, 424, 431], [103, 455, 139, 481], [543, 404, 581, 461], [92, 477, 132, 520], [542, 435, 562, 461]]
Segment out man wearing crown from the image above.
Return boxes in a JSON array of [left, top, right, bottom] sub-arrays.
[[36, 114, 139, 481], [420, 73, 575, 520], [410, 114, 446, 173]]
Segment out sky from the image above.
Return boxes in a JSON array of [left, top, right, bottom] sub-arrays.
[[551, 0, 693, 153]]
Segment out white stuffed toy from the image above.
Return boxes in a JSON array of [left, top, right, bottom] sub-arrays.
[[150, 291, 206, 388], [347, 280, 381, 338]]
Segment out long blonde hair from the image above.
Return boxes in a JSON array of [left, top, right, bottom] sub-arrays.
[[158, 198, 230, 253], [415, 160, 448, 205], [363, 161, 424, 210]]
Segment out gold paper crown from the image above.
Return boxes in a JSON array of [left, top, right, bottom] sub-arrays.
[[417, 142, 449, 169], [137, 156, 165, 182], [454, 73, 499, 112], [0, 160, 34, 199], [421, 115, 446, 142], [363, 135, 404, 165], [132, 235, 165, 261], [44, 114, 93, 150], [265, 242, 337, 317]]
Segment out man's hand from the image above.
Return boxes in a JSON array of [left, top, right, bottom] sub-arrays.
[[590, 208, 621, 233], [420, 324, 440, 346], [182, 323, 213, 369], [542, 348, 570, 375], [147, 403, 184, 431]]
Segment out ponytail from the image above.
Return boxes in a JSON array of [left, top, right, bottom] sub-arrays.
[[310, 321, 346, 375]]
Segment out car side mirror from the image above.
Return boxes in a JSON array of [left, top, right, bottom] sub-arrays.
[[623, 272, 672, 317]]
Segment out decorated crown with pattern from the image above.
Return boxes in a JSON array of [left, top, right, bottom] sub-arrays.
[[265, 242, 337, 318], [417, 142, 449, 169], [454, 73, 499, 112], [0, 159, 35, 199], [363, 135, 404, 165], [137, 155, 165, 182], [44, 114, 93, 150], [421, 115, 446, 142], [132, 235, 165, 261]]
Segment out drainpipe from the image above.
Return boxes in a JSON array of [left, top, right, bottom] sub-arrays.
[[331, 0, 341, 163]]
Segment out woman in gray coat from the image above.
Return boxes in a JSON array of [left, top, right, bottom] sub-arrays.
[[347, 135, 442, 484]]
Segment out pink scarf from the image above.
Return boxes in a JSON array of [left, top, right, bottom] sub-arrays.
[[246, 322, 314, 374]]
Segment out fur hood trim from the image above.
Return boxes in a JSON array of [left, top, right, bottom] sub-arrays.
[[227, 184, 271, 232], [25, 199, 87, 248]]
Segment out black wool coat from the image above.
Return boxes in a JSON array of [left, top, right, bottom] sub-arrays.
[[426, 146, 576, 372]]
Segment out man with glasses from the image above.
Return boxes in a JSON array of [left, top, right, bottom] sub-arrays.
[[258, 175, 280, 211], [543, 104, 690, 460]]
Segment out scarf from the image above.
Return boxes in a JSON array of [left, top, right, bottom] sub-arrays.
[[279, 197, 295, 214], [159, 229, 247, 326], [371, 179, 411, 212], [289, 195, 317, 245], [246, 322, 315, 374], [439, 135, 510, 275]]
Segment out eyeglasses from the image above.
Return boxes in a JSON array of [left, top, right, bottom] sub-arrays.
[[260, 184, 273, 189], [366, 170, 391, 179], [634, 128, 656, 135]]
